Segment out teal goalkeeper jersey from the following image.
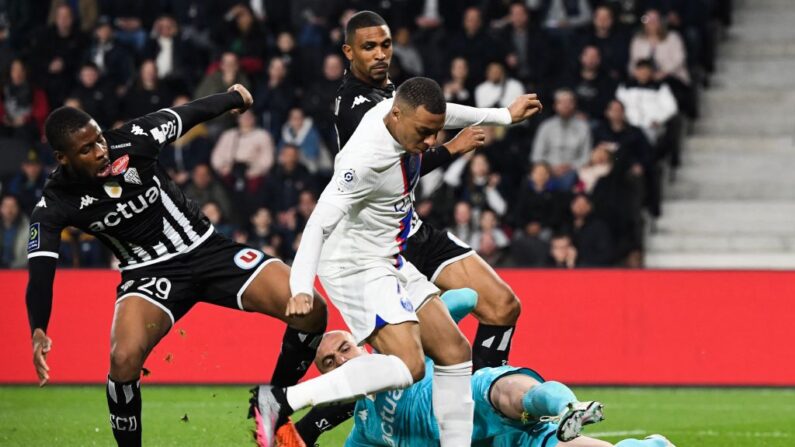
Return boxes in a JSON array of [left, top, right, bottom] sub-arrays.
[[343, 362, 555, 447]]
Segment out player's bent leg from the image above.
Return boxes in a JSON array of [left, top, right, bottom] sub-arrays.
[[240, 260, 328, 386], [415, 297, 475, 447], [107, 295, 172, 447], [435, 254, 521, 370]]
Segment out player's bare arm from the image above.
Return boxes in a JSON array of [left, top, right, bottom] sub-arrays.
[[444, 126, 487, 155], [508, 93, 543, 123]]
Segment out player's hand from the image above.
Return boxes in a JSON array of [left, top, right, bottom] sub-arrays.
[[445, 126, 486, 155], [286, 293, 314, 317], [227, 84, 253, 115], [507, 93, 543, 124], [32, 329, 52, 387]]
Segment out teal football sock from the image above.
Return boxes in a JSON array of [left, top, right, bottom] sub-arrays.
[[522, 381, 576, 418], [440, 288, 478, 323]]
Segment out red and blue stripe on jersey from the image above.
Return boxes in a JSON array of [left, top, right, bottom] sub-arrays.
[[394, 153, 422, 268]]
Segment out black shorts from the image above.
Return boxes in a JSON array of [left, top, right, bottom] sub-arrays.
[[115, 233, 278, 324], [402, 223, 474, 282]]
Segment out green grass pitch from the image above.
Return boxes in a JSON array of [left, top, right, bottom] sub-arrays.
[[1, 386, 793, 446]]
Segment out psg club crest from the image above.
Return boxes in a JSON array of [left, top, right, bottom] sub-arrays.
[[104, 181, 123, 198], [111, 154, 130, 176]]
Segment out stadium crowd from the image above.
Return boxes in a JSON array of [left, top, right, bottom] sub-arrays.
[[0, 0, 732, 270]]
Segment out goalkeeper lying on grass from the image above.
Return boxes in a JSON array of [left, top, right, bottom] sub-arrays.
[[278, 289, 676, 447]]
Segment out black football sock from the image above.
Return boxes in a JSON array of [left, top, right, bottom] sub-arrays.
[[271, 327, 323, 387], [472, 324, 516, 371], [106, 376, 142, 447], [295, 402, 356, 445]]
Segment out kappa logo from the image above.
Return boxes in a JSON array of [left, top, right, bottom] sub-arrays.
[[124, 167, 142, 185], [351, 95, 371, 109], [233, 249, 264, 270], [131, 124, 147, 136], [111, 154, 130, 176], [36, 197, 46, 208], [80, 195, 98, 210]]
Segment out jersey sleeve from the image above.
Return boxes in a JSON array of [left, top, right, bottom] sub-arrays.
[[318, 164, 382, 214], [26, 196, 67, 333], [116, 91, 246, 158], [443, 103, 512, 129], [334, 94, 376, 151]]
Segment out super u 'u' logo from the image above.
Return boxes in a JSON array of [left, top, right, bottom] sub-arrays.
[[234, 249, 264, 270]]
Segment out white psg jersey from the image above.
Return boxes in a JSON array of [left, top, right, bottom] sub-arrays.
[[318, 99, 418, 272]]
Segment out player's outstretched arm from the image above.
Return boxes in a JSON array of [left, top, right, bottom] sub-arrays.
[[419, 127, 486, 176], [26, 257, 57, 386], [506, 93, 544, 123], [168, 84, 253, 132], [443, 94, 543, 130]]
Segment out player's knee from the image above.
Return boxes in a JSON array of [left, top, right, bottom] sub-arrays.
[[481, 284, 521, 325], [109, 344, 145, 380]]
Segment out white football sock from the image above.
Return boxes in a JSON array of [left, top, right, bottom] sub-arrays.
[[433, 361, 474, 446], [285, 354, 413, 410]]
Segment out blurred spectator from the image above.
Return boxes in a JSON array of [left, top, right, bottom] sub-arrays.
[[538, 0, 592, 66], [211, 109, 274, 194], [84, 17, 135, 90], [499, 3, 554, 90], [101, 0, 157, 52], [576, 145, 613, 195], [531, 89, 591, 190], [443, 57, 474, 107], [470, 209, 509, 266], [261, 144, 316, 213], [616, 59, 677, 145], [160, 95, 213, 185], [512, 161, 569, 234], [59, 227, 107, 267], [194, 52, 252, 135], [567, 45, 617, 126], [143, 14, 205, 94], [444, 152, 508, 221], [214, 4, 268, 75], [201, 201, 236, 239], [29, 4, 87, 107], [392, 27, 424, 77], [301, 54, 344, 146], [447, 201, 475, 245], [247, 207, 281, 253], [474, 62, 524, 109], [47, 0, 99, 35], [5, 149, 47, 215], [565, 194, 613, 266], [546, 232, 577, 268], [119, 60, 174, 121], [295, 190, 317, 233], [279, 107, 332, 175], [0, 195, 29, 268], [183, 164, 234, 223], [449, 7, 504, 86], [580, 5, 630, 81], [0, 59, 49, 141], [254, 57, 296, 139], [70, 62, 118, 128], [629, 9, 693, 117], [510, 220, 549, 267]]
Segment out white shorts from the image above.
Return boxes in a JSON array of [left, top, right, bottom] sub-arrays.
[[319, 258, 440, 344]]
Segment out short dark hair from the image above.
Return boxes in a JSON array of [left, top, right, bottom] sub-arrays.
[[345, 10, 387, 44], [635, 58, 655, 70], [395, 77, 446, 115], [45, 106, 93, 152]]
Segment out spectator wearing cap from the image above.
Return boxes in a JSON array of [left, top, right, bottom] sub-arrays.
[[0, 59, 50, 141], [531, 88, 591, 190], [0, 195, 29, 268], [4, 149, 47, 216]]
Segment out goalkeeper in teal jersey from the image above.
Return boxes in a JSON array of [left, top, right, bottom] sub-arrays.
[[286, 289, 676, 447]]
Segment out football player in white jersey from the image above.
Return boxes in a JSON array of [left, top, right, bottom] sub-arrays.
[[250, 78, 541, 446]]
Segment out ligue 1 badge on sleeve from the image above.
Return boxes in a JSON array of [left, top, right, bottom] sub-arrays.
[[104, 181, 123, 198]]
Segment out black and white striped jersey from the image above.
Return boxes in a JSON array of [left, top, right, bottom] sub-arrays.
[[28, 108, 212, 270]]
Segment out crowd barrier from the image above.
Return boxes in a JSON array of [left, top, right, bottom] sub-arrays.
[[2, 269, 792, 385]]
